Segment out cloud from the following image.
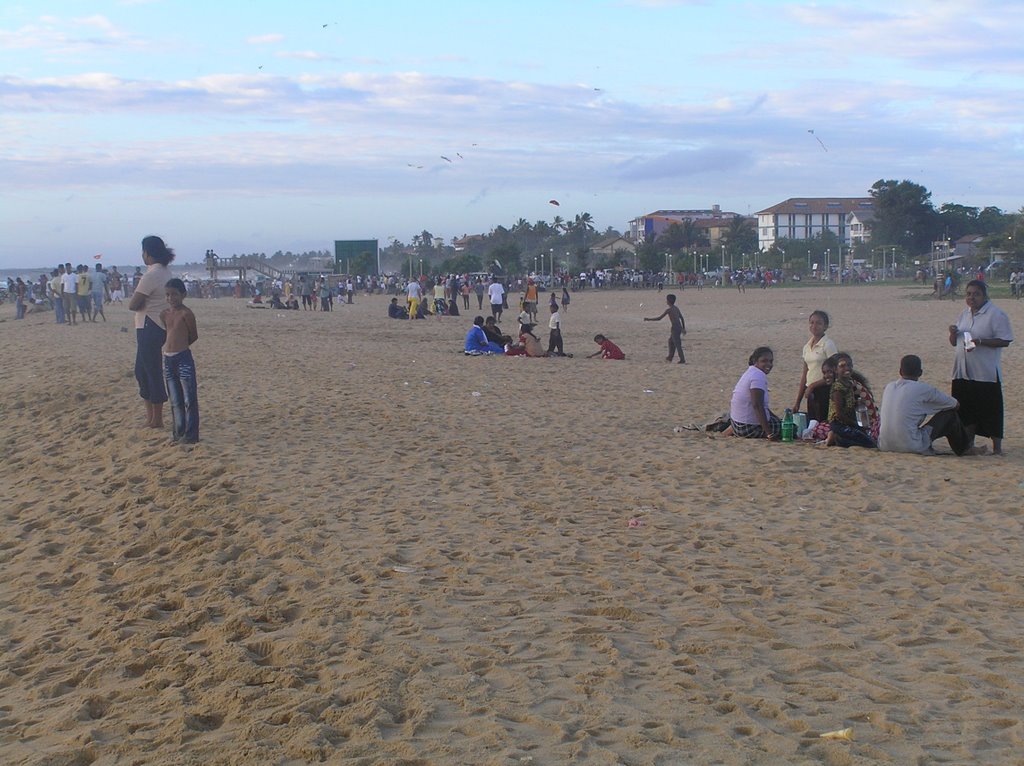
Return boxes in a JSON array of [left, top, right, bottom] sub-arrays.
[[247, 33, 284, 45], [0, 14, 138, 54], [276, 50, 338, 62], [785, 1, 1024, 73], [618, 148, 752, 181]]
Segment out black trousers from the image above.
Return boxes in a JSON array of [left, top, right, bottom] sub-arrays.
[[548, 329, 563, 355], [924, 408, 972, 456]]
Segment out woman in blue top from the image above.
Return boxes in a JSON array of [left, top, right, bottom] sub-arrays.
[[464, 316, 505, 355]]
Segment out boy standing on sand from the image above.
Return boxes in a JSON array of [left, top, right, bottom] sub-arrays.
[[160, 278, 200, 444], [644, 293, 687, 363]]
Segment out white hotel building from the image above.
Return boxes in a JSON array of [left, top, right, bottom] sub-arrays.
[[756, 198, 874, 251]]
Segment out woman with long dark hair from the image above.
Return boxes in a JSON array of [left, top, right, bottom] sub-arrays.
[[128, 235, 175, 428]]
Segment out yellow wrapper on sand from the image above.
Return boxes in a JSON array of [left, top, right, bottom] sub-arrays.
[[819, 727, 853, 740]]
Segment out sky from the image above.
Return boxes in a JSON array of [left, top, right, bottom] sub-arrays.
[[1, 0, 1022, 268]]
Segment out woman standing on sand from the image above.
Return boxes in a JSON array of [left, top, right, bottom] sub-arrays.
[[793, 309, 838, 412], [948, 279, 1014, 454], [128, 235, 175, 429]]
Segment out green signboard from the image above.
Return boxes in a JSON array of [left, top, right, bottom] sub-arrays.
[[334, 239, 379, 275]]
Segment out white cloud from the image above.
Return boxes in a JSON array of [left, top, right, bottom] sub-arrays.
[[247, 33, 284, 45], [0, 14, 139, 54], [785, 1, 1024, 73]]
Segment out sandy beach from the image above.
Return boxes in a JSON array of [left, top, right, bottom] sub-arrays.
[[1, 283, 1022, 765]]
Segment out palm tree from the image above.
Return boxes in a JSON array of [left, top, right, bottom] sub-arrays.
[[552, 215, 565, 234], [720, 217, 756, 260], [573, 212, 596, 250]]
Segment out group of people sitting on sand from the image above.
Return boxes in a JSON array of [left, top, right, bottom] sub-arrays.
[[388, 296, 460, 319], [722, 293, 1012, 456], [248, 293, 299, 310], [462, 314, 625, 360]]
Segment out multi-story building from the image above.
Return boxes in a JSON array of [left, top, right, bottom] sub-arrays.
[[628, 205, 740, 243], [756, 198, 873, 251]]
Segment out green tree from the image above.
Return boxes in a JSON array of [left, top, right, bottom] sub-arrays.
[[869, 179, 938, 255], [937, 203, 980, 241], [441, 253, 483, 274], [488, 243, 522, 276], [636, 234, 662, 272], [977, 206, 1009, 235], [720, 217, 757, 261], [657, 221, 706, 254]]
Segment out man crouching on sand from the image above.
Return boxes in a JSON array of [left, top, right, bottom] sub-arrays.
[[878, 354, 982, 456]]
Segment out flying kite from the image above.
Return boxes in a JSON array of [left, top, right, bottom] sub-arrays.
[[807, 129, 828, 152], [548, 199, 560, 206], [440, 155, 452, 163], [93, 254, 102, 260]]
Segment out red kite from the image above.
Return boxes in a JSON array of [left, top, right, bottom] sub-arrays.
[[548, 199, 560, 206]]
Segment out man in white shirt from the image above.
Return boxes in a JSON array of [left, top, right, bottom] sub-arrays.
[[60, 262, 78, 325], [487, 278, 505, 321], [878, 355, 973, 455]]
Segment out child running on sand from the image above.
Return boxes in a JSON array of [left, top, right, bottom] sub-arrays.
[[588, 334, 625, 359], [644, 293, 686, 363], [160, 278, 200, 444]]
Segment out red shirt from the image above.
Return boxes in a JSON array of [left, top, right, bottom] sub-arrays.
[[599, 339, 625, 359]]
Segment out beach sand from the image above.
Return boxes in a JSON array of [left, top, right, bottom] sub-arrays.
[[1, 284, 1021, 765]]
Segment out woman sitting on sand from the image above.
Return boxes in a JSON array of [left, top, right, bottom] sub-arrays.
[[821, 352, 878, 448], [804, 357, 836, 428], [464, 316, 504, 354], [506, 323, 548, 357], [482, 316, 512, 348], [726, 347, 781, 439]]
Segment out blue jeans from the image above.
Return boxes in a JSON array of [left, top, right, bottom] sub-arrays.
[[163, 349, 199, 442], [54, 296, 65, 323]]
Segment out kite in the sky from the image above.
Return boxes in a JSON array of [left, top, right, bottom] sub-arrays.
[[441, 155, 452, 163], [548, 199, 560, 206], [808, 129, 828, 152], [93, 254, 102, 259], [456, 152, 463, 159]]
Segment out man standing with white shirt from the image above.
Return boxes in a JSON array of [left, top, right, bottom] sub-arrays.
[[487, 277, 505, 321]]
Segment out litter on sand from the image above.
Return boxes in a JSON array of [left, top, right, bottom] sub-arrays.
[[819, 727, 853, 741]]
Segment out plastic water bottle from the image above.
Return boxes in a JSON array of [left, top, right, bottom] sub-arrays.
[[856, 402, 870, 429], [781, 408, 794, 442]]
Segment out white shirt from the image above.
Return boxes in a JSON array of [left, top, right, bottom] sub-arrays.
[[730, 366, 770, 425], [951, 301, 1014, 383], [878, 378, 959, 454], [406, 281, 422, 299], [61, 272, 77, 295], [487, 282, 505, 305], [548, 310, 560, 330]]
